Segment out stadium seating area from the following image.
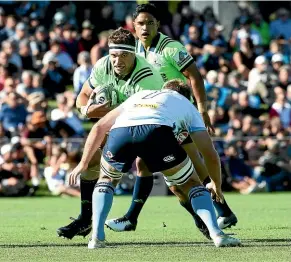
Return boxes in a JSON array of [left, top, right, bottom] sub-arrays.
[[0, 1, 290, 196]]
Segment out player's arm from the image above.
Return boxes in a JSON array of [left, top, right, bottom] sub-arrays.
[[69, 105, 123, 185], [77, 58, 114, 118], [183, 63, 214, 135]]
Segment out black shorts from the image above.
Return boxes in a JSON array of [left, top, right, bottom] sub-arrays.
[[102, 124, 187, 173]]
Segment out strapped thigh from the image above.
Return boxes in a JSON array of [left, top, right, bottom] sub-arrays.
[[163, 157, 194, 186]]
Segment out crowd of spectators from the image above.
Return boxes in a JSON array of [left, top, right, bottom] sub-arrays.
[[0, 1, 290, 196]]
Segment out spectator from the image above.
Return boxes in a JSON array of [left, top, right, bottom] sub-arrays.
[[230, 17, 262, 50], [123, 15, 135, 35], [287, 85, 291, 103], [270, 8, 291, 40], [271, 53, 284, 74], [78, 20, 97, 52], [0, 15, 17, 44], [197, 24, 227, 74], [9, 22, 28, 48], [0, 144, 29, 197], [254, 139, 291, 192], [50, 93, 85, 137], [19, 40, 35, 71], [44, 144, 80, 197], [270, 87, 291, 129], [237, 91, 268, 118], [233, 37, 256, 79], [184, 25, 204, 61], [278, 65, 291, 90], [41, 56, 69, 98], [73, 51, 92, 95], [30, 26, 50, 63], [28, 12, 41, 35], [0, 77, 17, 102], [251, 12, 271, 47], [26, 92, 46, 113], [0, 50, 18, 77], [61, 24, 80, 63], [247, 55, 269, 99], [90, 30, 110, 65], [16, 70, 36, 98], [20, 111, 53, 165], [42, 39, 74, 73], [2, 40, 22, 70], [0, 7, 6, 31], [0, 92, 28, 132]]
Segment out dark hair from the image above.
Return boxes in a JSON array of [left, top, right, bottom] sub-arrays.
[[163, 79, 192, 100], [245, 37, 254, 49], [133, 3, 159, 21], [108, 27, 135, 47]]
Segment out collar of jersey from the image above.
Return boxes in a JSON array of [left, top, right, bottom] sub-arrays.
[[139, 32, 161, 53], [114, 58, 137, 82]]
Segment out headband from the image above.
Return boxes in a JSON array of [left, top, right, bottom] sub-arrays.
[[108, 44, 135, 53]]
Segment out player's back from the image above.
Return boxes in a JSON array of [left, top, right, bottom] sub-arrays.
[[112, 89, 196, 130]]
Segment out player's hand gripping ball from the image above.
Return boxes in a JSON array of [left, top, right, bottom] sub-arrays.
[[93, 85, 118, 106]]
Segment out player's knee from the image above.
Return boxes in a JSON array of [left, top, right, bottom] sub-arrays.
[[136, 158, 152, 177], [98, 172, 119, 187], [169, 185, 188, 202], [80, 170, 99, 181]]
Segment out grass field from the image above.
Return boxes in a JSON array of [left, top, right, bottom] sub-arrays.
[[0, 193, 290, 262]]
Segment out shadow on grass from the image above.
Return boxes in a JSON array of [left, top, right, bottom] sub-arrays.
[[0, 238, 290, 248]]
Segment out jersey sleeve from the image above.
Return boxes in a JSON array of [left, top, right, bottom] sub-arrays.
[[87, 56, 107, 89], [133, 68, 164, 92], [186, 103, 206, 133], [163, 42, 194, 72]]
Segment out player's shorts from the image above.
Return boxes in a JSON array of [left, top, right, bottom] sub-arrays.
[[102, 124, 187, 173]]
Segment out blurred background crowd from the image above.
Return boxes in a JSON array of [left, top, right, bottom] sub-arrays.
[[0, 1, 290, 197]]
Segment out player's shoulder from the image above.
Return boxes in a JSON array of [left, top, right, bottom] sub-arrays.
[[130, 56, 159, 85], [157, 33, 184, 54], [92, 55, 111, 72]]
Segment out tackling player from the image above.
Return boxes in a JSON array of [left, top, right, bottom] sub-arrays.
[[109, 4, 237, 232], [68, 87, 241, 249], [57, 28, 164, 239]]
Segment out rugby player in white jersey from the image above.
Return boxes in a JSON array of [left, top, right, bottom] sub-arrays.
[[68, 84, 241, 249]]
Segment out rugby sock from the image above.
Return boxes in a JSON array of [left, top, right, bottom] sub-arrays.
[[179, 201, 208, 228], [189, 186, 223, 238], [125, 176, 153, 224], [92, 182, 115, 241], [80, 179, 98, 223], [203, 177, 232, 217]]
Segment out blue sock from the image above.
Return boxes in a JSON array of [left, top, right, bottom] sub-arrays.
[[125, 176, 153, 224], [92, 182, 115, 241], [189, 186, 223, 238]]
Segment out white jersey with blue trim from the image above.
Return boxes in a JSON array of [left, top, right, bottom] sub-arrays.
[[112, 90, 206, 139]]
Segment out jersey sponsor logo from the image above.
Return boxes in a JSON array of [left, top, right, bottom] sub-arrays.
[[176, 131, 189, 145], [163, 155, 176, 162], [105, 151, 113, 159], [134, 103, 158, 108], [174, 50, 192, 67], [179, 51, 188, 61]]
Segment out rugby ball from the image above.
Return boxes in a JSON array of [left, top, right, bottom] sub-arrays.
[[93, 86, 118, 106]]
